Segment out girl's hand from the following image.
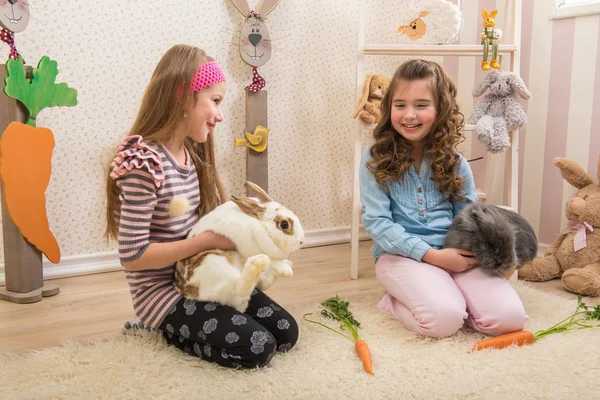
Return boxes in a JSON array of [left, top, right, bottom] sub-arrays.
[[423, 248, 477, 273], [196, 231, 237, 251]]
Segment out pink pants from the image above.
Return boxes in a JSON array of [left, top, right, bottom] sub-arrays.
[[375, 254, 527, 338]]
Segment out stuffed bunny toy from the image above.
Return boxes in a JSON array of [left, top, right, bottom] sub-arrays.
[[174, 182, 304, 312], [352, 74, 390, 125], [470, 71, 531, 154], [519, 155, 600, 296], [231, 0, 281, 92], [445, 202, 538, 274], [480, 9, 502, 70]]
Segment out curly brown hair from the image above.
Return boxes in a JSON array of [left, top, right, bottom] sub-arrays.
[[366, 59, 466, 200]]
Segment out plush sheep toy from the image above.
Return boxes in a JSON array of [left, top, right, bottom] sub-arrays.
[[469, 70, 531, 153], [396, 0, 463, 45]]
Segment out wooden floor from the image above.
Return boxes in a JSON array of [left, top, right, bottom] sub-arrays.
[[0, 241, 587, 355]]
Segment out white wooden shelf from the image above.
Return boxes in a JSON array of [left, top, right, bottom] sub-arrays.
[[363, 44, 518, 57]]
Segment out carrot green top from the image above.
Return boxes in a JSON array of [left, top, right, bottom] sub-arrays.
[[3, 56, 78, 127]]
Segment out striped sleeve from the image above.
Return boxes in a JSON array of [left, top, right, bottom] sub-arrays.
[[116, 168, 159, 263]]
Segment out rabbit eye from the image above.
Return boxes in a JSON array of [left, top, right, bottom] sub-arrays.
[[280, 221, 289, 229], [256, 28, 260, 33]]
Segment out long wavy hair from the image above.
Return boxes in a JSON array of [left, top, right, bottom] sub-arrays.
[[104, 44, 226, 241], [366, 59, 466, 200]]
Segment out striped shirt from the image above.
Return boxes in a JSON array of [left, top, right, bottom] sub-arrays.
[[112, 136, 200, 329]]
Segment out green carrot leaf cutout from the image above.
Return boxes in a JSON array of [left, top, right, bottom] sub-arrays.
[[4, 56, 78, 127]]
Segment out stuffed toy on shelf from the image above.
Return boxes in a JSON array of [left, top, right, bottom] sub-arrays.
[[480, 8, 502, 70], [469, 70, 530, 153], [352, 74, 390, 126], [396, 0, 463, 45]]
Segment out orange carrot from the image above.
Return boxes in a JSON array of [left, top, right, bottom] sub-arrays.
[[0, 56, 77, 264], [472, 297, 600, 351], [471, 330, 535, 351], [355, 339, 374, 375], [304, 295, 374, 375], [0, 123, 60, 263]]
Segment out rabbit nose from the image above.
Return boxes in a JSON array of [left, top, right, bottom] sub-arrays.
[[249, 34, 262, 46]]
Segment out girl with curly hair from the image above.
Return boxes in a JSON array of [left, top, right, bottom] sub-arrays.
[[359, 59, 526, 338]]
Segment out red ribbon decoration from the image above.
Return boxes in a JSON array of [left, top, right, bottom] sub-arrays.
[[245, 67, 266, 93], [0, 28, 24, 63]]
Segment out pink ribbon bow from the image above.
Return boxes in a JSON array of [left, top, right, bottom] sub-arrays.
[[563, 220, 594, 252]]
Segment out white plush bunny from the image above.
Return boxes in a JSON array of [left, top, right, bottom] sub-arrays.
[[174, 181, 304, 312]]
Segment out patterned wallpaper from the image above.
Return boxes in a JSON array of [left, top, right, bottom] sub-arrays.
[[1, 0, 591, 266], [0, 0, 424, 262]]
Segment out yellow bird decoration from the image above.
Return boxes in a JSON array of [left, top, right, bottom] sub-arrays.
[[235, 125, 269, 153]]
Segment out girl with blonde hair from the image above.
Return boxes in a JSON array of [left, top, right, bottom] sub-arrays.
[[106, 44, 297, 369]]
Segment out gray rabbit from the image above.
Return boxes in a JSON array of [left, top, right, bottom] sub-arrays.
[[444, 203, 537, 273]]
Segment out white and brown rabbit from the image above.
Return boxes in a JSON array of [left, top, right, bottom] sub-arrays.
[[175, 181, 304, 312], [444, 202, 538, 273]]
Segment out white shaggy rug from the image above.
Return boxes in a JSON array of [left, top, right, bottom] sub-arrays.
[[2, 281, 599, 400]]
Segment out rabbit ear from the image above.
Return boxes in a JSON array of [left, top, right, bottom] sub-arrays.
[[510, 74, 531, 100], [231, 195, 266, 219], [490, 9, 498, 18], [245, 181, 273, 203], [472, 73, 493, 97], [256, 0, 281, 16], [471, 208, 491, 227], [553, 157, 594, 189], [232, 0, 251, 16], [482, 9, 489, 19], [397, 24, 408, 33], [353, 74, 375, 118], [419, 11, 430, 18]]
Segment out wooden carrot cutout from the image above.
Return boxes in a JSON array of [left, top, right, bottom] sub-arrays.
[[471, 296, 600, 351], [304, 296, 374, 375], [0, 56, 77, 263]]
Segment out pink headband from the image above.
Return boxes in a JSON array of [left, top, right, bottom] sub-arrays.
[[177, 61, 226, 98]]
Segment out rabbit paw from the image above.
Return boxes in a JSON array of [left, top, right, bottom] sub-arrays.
[[274, 260, 294, 278], [476, 116, 494, 146], [248, 254, 271, 277], [358, 111, 376, 125]]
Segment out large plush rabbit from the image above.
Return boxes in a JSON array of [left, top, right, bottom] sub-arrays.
[[519, 156, 600, 296], [175, 182, 304, 312], [231, 0, 281, 92], [469, 71, 531, 154], [445, 203, 538, 274]]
